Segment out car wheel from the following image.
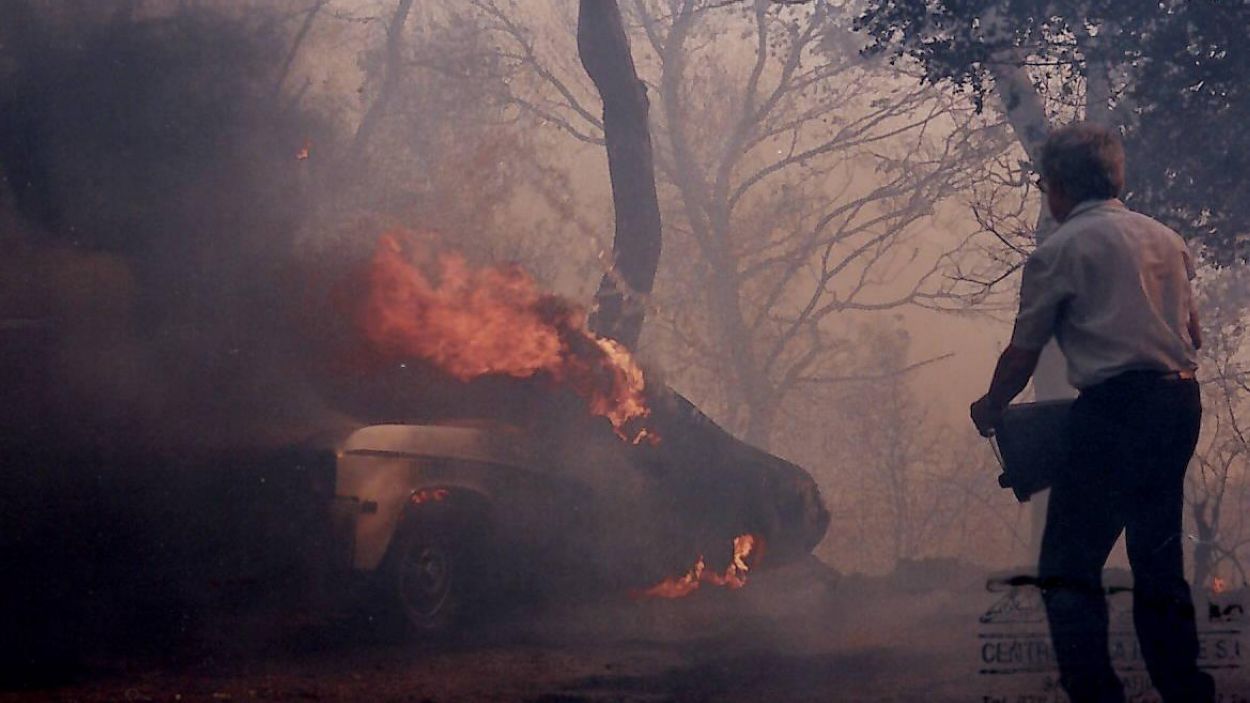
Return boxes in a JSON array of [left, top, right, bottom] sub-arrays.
[[379, 508, 485, 637]]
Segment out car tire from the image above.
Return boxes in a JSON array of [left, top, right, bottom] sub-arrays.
[[376, 504, 487, 638]]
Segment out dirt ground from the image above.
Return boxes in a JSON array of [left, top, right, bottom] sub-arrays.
[[7, 560, 1249, 703]]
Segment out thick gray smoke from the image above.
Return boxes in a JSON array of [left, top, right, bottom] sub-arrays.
[[0, 5, 366, 680], [0, 2, 345, 451]]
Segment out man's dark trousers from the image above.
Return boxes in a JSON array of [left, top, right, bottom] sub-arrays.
[[1038, 371, 1214, 703]]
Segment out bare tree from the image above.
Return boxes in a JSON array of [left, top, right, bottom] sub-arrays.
[[864, 7, 1141, 555], [281, 0, 601, 288], [470, 0, 1005, 447], [858, 3, 1147, 412], [636, 0, 1006, 446], [809, 322, 1026, 571], [1188, 267, 1250, 593]]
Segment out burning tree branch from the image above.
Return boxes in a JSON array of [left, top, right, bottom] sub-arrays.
[[578, 0, 664, 349]]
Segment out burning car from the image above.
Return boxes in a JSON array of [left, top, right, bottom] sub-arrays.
[[318, 232, 829, 634], [327, 388, 828, 635]]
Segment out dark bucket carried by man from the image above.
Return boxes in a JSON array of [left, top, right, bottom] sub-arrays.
[[992, 399, 1073, 502]]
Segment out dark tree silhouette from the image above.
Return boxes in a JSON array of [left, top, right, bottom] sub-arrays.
[[856, 0, 1250, 264], [1126, 1, 1250, 265], [577, 0, 663, 349]]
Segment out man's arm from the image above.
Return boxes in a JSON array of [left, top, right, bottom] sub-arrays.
[[1188, 302, 1203, 351], [972, 243, 1063, 436], [970, 345, 1042, 436], [1183, 243, 1202, 350]]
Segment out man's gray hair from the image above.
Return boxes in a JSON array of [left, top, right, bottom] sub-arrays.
[[1040, 122, 1126, 203]]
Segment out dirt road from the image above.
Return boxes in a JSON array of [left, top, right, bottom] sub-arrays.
[[9, 561, 1249, 702]]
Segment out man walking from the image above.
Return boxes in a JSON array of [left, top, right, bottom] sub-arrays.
[[970, 122, 1213, 703]]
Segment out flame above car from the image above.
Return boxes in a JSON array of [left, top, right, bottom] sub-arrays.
[[358, 231, 655, 444]]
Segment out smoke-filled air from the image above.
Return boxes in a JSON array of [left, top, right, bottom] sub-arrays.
[[3, 1, 1249, 701]]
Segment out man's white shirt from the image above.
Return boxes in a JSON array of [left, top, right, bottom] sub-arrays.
[[1010, 199, 1200, 389]]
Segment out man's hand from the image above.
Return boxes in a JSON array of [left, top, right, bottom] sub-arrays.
[[971, 345, 1042, 438], [970, 395, 1004, 437]]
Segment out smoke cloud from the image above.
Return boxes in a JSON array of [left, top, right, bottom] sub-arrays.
[[0, 2, 346, 451]]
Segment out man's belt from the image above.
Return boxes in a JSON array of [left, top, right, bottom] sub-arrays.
[[1097, 368, 1197, 387]]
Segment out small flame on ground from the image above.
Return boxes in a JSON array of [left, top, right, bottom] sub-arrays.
[[634, 534, 763, 599], [1213, 576, 1228, 594], [359, 231, 655, 443]]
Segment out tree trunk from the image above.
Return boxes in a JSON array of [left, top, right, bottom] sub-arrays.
[[1190, 492, 1217, 610], [349, 0, 413, 163], [744, 400, 777, 448], [989, 61, 1073, 564], [577, 0, 663, 349], [990, 63, 1050, 163], [704, 239, 775, 447], [273, 0, 329, 99], [299, 0, 410, 258]]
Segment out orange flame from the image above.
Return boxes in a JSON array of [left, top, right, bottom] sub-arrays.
[[634, 534, 763, 599], [359, 231, 655, 443], [1213, 576, 1227, 594]]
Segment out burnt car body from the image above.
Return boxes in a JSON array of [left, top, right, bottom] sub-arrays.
[[1, 394, 826, 685], [331, 422, 602, 631], [328, 389, 830, 635]]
